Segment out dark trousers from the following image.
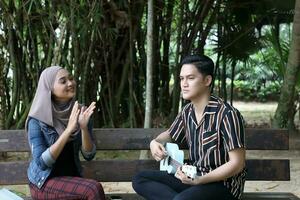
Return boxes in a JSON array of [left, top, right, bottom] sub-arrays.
[[132, 170, 237, 200], [29, 176, 105, 200]]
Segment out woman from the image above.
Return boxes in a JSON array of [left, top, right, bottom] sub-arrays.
[[132, 55, 246, 200], [26, 66, 105, 200]]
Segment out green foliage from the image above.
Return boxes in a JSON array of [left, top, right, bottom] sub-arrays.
[[0, 0, 296, 128], [214, 79, 281, 102], [234, 80, 281, 102]]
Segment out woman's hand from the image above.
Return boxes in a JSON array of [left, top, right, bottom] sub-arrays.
[[65, 101, 80, 134], [78, 102, 96, 129], [150, 140, 168, 161]]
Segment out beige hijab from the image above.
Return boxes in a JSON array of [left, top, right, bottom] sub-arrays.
[[27, 66, 77, 136]]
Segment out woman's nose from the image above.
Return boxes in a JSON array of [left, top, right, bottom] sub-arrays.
[[67, 80, 74, 86]]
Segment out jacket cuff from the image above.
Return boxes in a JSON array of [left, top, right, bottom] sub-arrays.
[[81, 143, 96, 160], [41, 148, 55, 167]]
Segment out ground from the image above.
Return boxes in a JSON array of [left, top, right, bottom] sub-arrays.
[[1, 101, 300, 198]]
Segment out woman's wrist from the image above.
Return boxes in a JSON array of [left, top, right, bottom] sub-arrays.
[[80, 125, 88, 132]]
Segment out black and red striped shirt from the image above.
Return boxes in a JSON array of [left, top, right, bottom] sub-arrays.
[[169, 95, 246, 200]]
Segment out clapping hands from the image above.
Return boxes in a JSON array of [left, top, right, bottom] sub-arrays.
[[66, 101, 96, 134], [78, 102, 96, 129]]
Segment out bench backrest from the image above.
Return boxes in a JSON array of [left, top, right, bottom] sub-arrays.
[[0, 128, 289, 185]]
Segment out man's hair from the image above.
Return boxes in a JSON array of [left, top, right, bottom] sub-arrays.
[[181, 55, 214, 79]]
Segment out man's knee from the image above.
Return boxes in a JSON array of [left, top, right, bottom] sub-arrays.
[[132, 172, 144, 192], [173, 193, 190, 200]]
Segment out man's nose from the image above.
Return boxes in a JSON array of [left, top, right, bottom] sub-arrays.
[[182, 79, 188, 86]]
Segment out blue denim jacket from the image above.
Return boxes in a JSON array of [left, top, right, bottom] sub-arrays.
[[27, 117, 96, 188]]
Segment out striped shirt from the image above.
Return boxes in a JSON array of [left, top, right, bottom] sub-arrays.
[[168, 95, 246, 200]]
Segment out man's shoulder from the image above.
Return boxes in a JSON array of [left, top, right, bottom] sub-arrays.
[[181, 102, 193, 112], [212, 95, 241, 115]]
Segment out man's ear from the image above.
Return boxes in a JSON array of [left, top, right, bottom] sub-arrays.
[[204, 75, 212, 86]]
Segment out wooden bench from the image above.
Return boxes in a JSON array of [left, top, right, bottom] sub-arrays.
[[0, 128, 299, 200]]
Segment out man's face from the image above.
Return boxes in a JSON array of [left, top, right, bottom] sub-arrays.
[[180, 64, 211, 101]]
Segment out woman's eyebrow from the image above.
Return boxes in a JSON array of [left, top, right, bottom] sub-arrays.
[[58, 76, 67, 81]]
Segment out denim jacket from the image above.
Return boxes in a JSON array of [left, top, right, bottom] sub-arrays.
[[27, 117, 96, 188]]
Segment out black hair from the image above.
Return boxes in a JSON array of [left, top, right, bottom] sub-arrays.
[[181, 55, 214, 79]]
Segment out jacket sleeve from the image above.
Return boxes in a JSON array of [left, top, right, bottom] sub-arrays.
[[80, 120, 96, 161], [27, 118, 56, 170]]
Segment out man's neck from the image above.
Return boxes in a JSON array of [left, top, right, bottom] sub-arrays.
[[191, 91, 211, 115]]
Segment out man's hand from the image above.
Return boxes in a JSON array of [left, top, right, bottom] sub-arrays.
[[174, 167, 201, 185], [150, 140, 168, 161]]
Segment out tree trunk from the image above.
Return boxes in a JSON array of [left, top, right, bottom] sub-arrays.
[[171, 0, 184, 120], [144, 0, 154, 128], [5, 27, 20, 129], [159, 0, 175, 116], [272, 0, 300, 129], [141, 0, 154, 159], [222, 54, 228, 102], [230, 60, 237, 105], [0, 62, 4, 129]]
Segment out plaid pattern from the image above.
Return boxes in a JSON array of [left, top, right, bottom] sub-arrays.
[[29, 176, 105, 200]]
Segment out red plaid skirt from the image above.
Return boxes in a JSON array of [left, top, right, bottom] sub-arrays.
[[29, 176, 105, 200]]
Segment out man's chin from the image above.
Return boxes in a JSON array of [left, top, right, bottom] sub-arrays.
[[182, 95, 191, 101]]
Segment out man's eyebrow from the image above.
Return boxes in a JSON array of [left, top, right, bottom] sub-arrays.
[[180, 74, 195, 77]]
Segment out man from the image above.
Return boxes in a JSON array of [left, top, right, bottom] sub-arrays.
[[132, 55, 246, 200]]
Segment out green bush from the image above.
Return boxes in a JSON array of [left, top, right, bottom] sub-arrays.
[[214, 80, 281, 102]]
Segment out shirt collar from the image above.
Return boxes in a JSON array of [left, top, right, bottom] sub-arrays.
[[188, 95, 220, 127], [203, 95, 220, 114]]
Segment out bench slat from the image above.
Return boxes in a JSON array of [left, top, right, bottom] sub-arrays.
[[0, 159, 290, 185], [22, 192, 300, 200], [0, 128, 289, 152], [243, 192, 300, 200], [105, 193, 300, 200]]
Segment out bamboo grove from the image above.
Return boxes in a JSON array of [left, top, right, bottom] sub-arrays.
[[0, 0, 295, 128]]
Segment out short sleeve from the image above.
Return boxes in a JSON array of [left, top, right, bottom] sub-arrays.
[[168, 112, 186, 143], [220, 110, 245, 151]]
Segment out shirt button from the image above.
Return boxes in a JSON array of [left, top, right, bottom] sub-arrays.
[[41, 177, 44, 180], [38, 182, 41, 186]]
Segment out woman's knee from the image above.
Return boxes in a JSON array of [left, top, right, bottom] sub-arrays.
[[84, 179, 105, 199]]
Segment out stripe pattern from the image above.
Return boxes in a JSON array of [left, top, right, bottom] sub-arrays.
[[168, 95, 246, 200]]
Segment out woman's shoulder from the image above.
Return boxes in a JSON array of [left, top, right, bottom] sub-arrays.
[[27, 117, 49, 129]]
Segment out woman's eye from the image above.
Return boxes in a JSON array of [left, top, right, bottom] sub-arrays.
[[59, 78, 67, 84]]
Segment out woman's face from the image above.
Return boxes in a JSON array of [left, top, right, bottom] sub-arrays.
[[180, 64, 211, 101], [52, 69, 76, 102]]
